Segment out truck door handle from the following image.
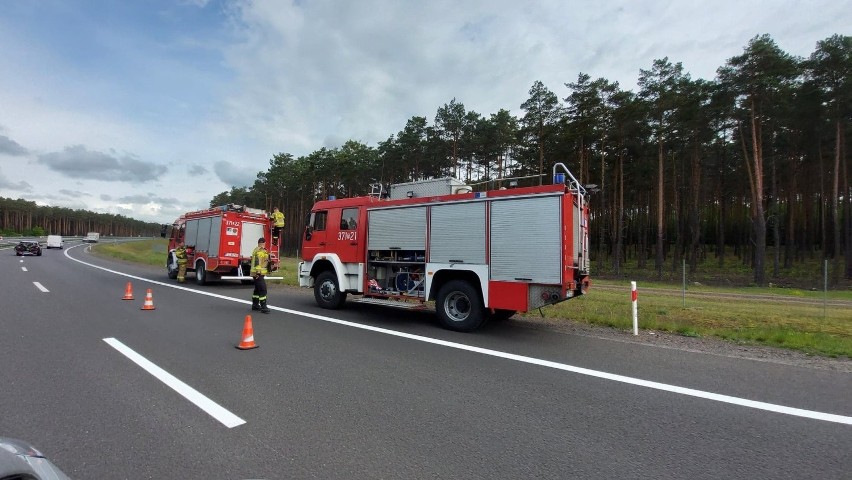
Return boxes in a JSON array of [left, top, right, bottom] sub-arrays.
[[350, 242, 358, 245], [319, 242, 326, 246]]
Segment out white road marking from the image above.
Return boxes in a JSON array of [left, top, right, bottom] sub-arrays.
[[21, 267, 27, 272], [103, 337, 246, 428], [20, 259, 24, 263], [33, 282, 49, 292], [66, 245, 852, 426]]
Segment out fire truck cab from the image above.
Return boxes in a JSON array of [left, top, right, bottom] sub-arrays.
[[299, 164, 590, 332], [167, 204, 279, 285]]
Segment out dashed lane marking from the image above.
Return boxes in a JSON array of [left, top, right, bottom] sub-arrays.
[[103, 337, 246, 428], [33, 282, 49, 292], [21, 267, 27, 272], [65, 245, 852, 426]]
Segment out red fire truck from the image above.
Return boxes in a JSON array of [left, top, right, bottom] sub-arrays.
[[298, 163, 590, 332], [167, 204, 279, 285]]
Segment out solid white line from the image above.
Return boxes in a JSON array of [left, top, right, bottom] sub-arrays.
[[103, 337, 245, 428], [21, 267, 27, 272], [33, 281, 49, 292], [66, 245, 852, 426]]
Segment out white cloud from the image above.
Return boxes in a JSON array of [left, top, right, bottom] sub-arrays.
[[213, 160, 258, 187], [38, 145, 168, 183], [1, 0, 850, 225], [215, 0, 852, 161], [0, 167, 33, 193], [188, 164, 208, 176], [0, 134, 29, 156]]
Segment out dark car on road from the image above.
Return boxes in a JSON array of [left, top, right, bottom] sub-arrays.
[[15, 241, 42, 256]]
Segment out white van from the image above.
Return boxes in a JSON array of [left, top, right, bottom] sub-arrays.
[[46, 235, 64, 249]]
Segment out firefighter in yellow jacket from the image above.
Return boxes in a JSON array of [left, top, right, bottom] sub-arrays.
[[271, 206, 285, 248], [250, 237, 270, 313], [175, 243, 188, 283]]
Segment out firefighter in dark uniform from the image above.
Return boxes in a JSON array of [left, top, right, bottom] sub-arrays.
[[175, 243, 188, 283], [251, 237, 270, 313]]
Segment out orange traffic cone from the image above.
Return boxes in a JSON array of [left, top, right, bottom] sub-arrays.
[[122, 281, 134, 300], [140, 288, 155, 310], [236, 315, 258, 350]]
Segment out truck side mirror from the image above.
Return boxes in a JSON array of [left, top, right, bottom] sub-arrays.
[[305, 226, 312, 241]]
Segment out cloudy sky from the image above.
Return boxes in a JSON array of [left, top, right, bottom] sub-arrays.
[[1, 0, 848, 224]]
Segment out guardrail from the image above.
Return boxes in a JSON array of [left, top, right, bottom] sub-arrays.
[[0, 236, 157, 248]]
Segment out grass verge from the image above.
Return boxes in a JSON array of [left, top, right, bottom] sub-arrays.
[[94, 238, 168, 266], [545, 285, 851, 358], [95, 240, 852, 358]]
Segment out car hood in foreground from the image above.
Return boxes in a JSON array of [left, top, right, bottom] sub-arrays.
[[0, 437, 71, 480]]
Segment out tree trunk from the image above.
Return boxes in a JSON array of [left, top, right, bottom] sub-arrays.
[[689, 145, 701, 273], [655, 139, 664, 279], [615, 151, 625, 275], [671, 151, 680, 274], [751, 104, 766, 286], [771, 157, 780, 278], [716, 143, 726, 268], [842, 122, 852, 279], [598, 144, 606, 272], [784, 166, 796, 269], [538, 122, 545, 185], [819, 143, 826, 259], [831, 119, 841, 285]]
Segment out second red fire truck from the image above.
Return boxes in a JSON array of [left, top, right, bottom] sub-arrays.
[[167, 204, 279, 285], [298, 163, 590, 332]]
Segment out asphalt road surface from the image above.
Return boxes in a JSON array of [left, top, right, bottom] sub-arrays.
[[1, 243, 850, 479]]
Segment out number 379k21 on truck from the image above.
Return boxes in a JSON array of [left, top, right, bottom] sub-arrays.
[[298, 163, 591, 332]]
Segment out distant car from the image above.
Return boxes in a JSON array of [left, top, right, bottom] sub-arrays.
[[15, 241, 42, 256], [0, 437, 71, 480], [46, 235, 64, 249]]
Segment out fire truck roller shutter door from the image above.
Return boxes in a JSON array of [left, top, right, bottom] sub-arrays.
[[209, 216, 222, 254], [490, 195, 562, 284], [196, 217, 213, 253], [241, 222, 266, 257], [367, 207, 427, 251], [185, 219, 199, 249], [429, 202, 486, 264]]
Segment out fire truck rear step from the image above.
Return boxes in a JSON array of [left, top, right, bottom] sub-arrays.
[[354, 297, 429, 310]]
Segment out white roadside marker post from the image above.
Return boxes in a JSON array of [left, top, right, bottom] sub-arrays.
[[631, 281, 638, 336]]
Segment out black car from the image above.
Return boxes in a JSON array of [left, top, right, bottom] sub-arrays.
[[15, 241, 42, 256]]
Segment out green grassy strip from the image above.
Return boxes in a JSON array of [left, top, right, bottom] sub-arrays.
[[545, 288, 851, 358], [95, 240, 851, 358], [94, 239, 168, 266]]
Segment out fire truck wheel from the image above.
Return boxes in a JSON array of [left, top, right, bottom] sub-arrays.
[[166, 254, 178, 279], [196, 261, 208, 285], [436, 280, 485, 332], [315, 270, 347, 309]]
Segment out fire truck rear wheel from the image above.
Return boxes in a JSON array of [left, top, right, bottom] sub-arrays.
[[315, 270, 346, 309], [196, 261, 207, 286], [166, 254, 178, 279], [436, 280, 485, 332]]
